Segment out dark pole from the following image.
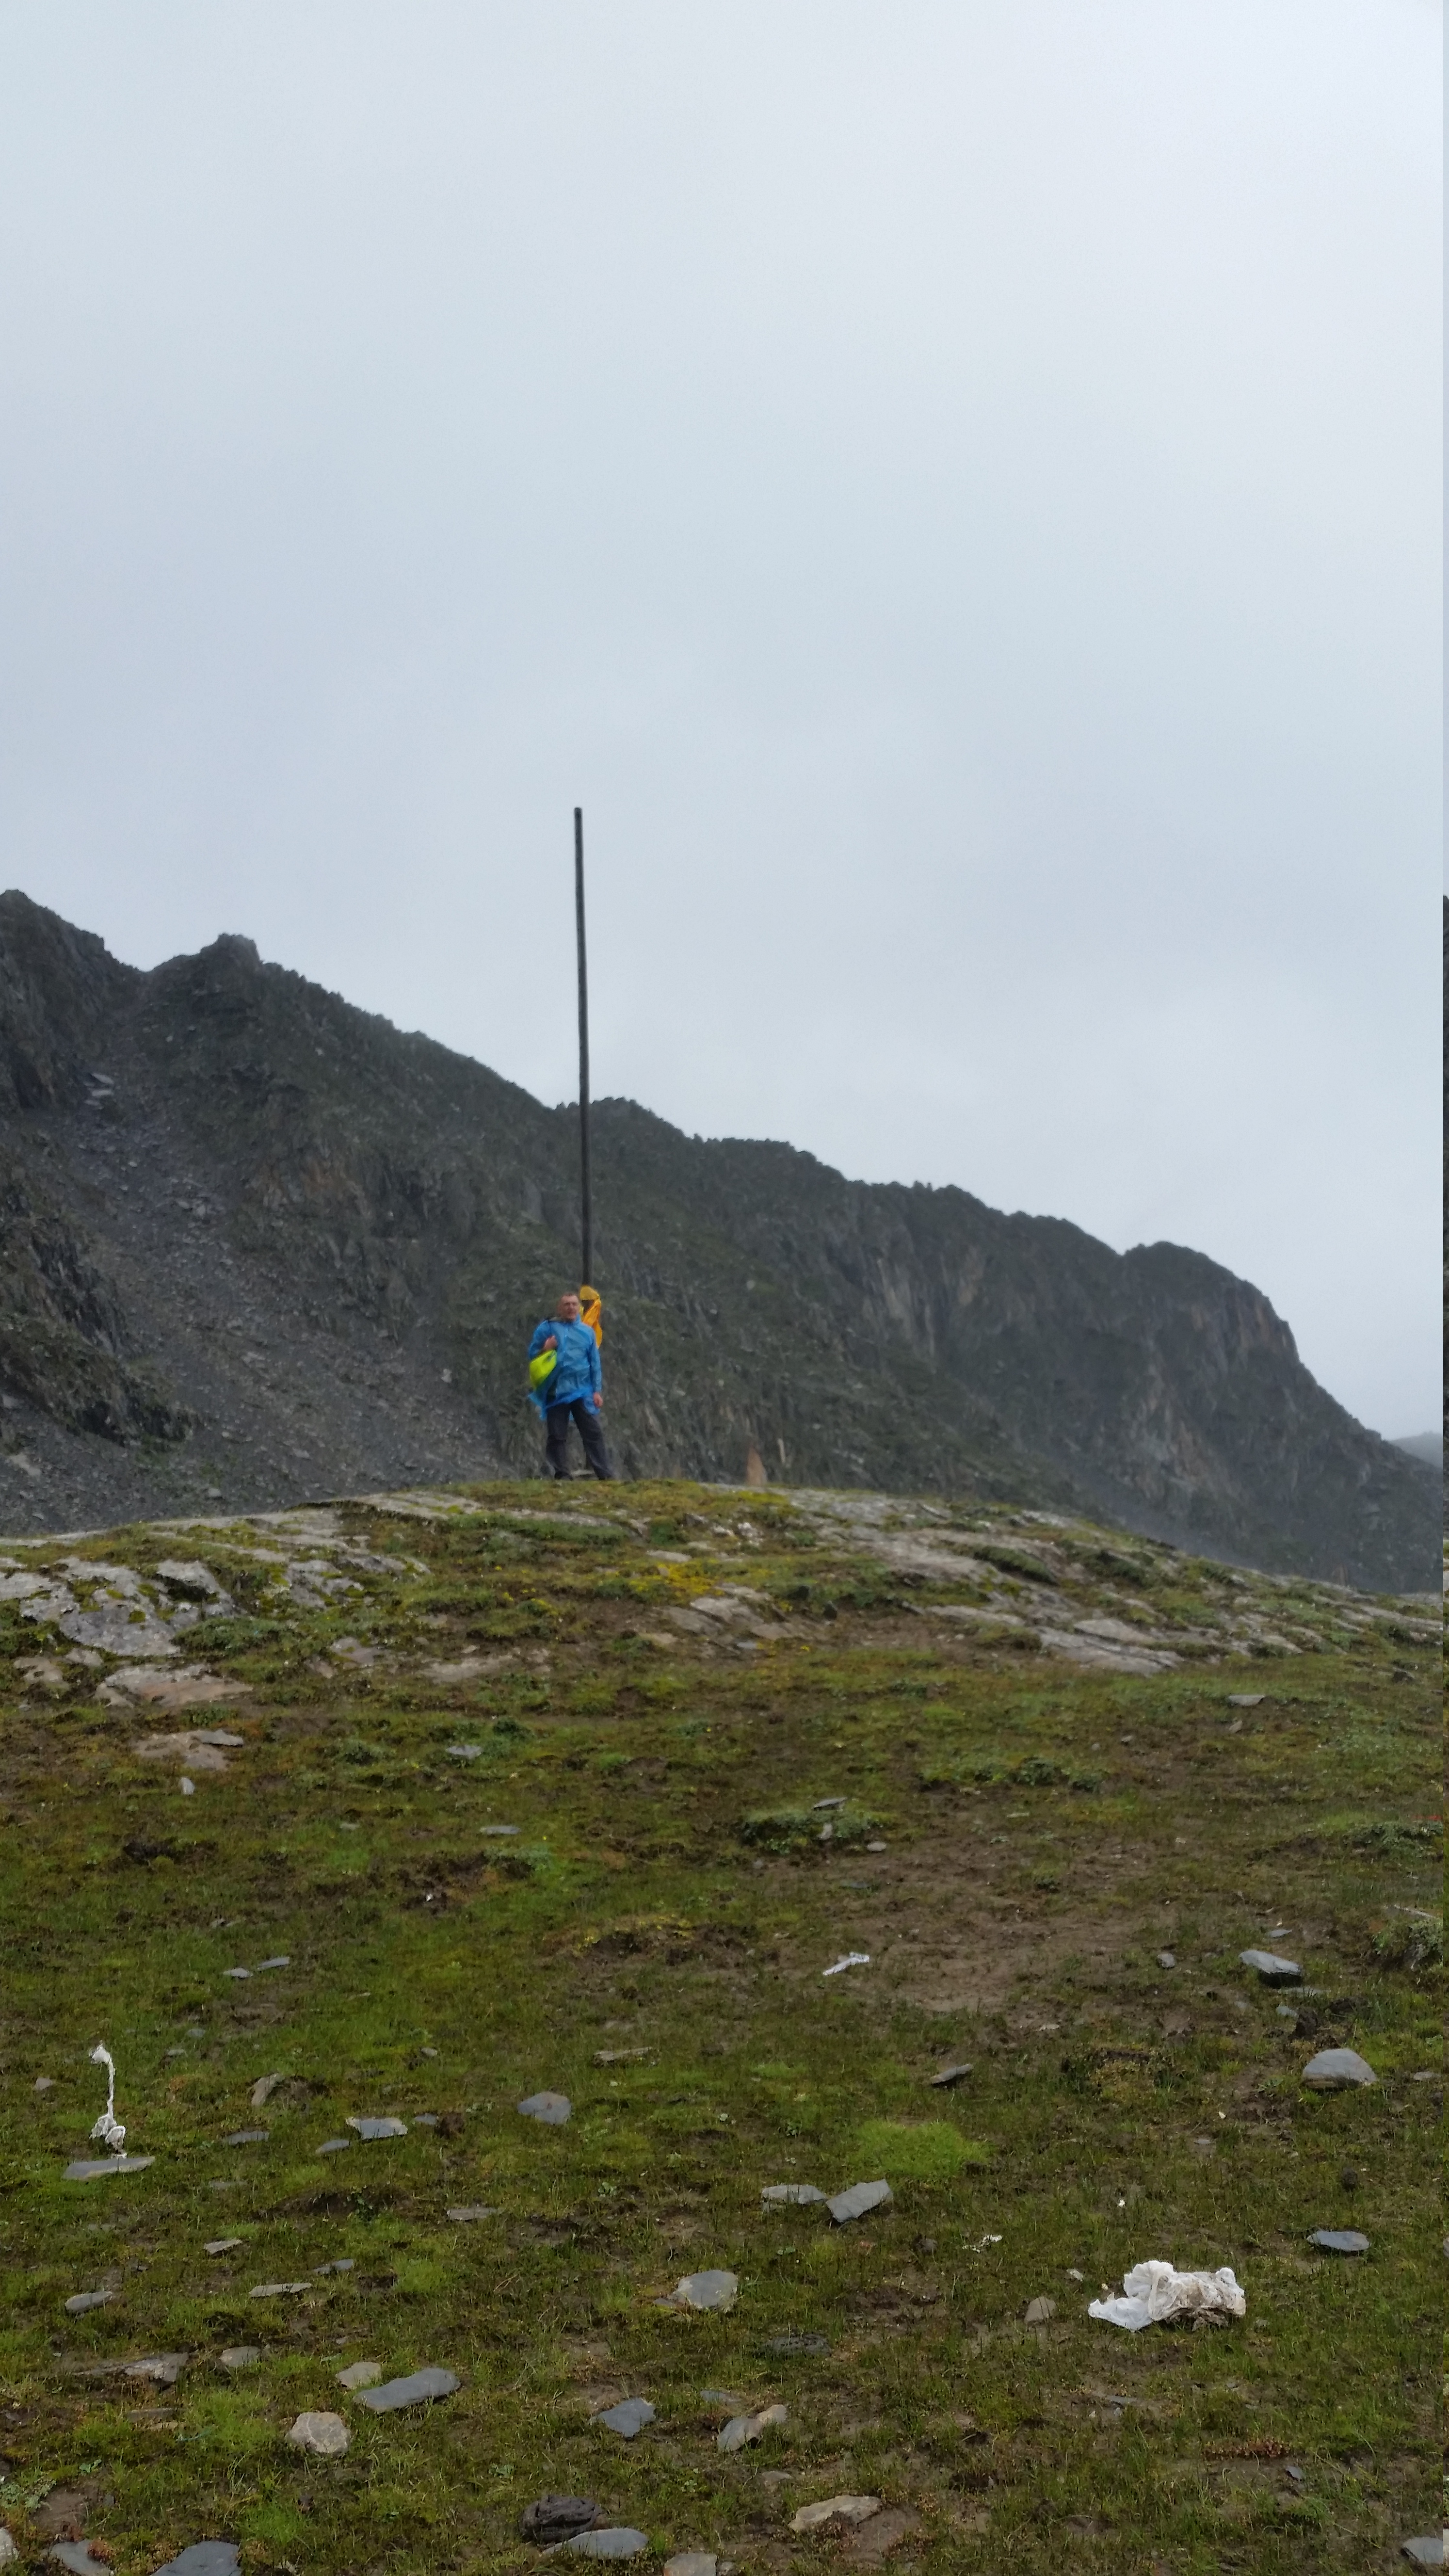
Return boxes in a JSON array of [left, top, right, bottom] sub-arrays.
[[574, 806, 592, 1284]]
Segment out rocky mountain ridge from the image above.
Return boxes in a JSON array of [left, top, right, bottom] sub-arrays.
[[0, 888, 1436, 1589]]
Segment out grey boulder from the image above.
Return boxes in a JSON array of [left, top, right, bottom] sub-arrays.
[[354, 2367, 460, 2412], [595, 2398, 655, 2438], [827, 2179, 892, 2224], [1302, 2048, 1377, 2090], [1308, 2229, 1369, 2255], [1240, 1950, 1301, 1985], [151, 2551, 242, 2576], [1401, 2543, 1445, 2569], [671, 2270, 738, 2312], [518, 2091, 571, 2125]]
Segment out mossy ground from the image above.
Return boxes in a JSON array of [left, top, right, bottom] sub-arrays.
[[0, 1480, 1440, 2572]]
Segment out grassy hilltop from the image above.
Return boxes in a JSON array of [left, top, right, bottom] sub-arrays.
[[0, 1479, 1441, 2573]]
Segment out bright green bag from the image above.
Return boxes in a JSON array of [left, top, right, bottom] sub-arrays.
[[528, 1348, 558, 1395]]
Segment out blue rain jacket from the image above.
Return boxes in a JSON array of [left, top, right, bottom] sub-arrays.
[[527, 1316, 602, 1417]]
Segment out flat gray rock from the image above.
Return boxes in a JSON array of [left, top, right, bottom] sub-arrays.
[[672, 2269, 738, 2312], [718, 2403, 786, 2453], [222, 2129, 269, 2146], [1156, 1951, 1176, 1969], [315, 2258, 354, 2274], [64, 2290, 115, 2315], [1308, 2229, 1369, 2254], [218, 2347, 261, 2369], [519, 2497, 600, 2542], [64, 2156, 155, 2180], [354, 2366, 460, 2412], [1401, 2543, 1445, 2569], [1302, 2048, 1377, 2090], [411, 2114, 440, 2128], [336, 2361, 383, 2389], [761, 2182, 826, 2204], [249, 2281, 310, 2299], [761, 2332, 830, 2354], [446, 1743, 483, 1759], [1023, 2295, 1057, 2324], [928, 2063, 971, 2088], [562, 2534, 650, 2561], [518, 2091, 571, 2124], [255, 1956, 290, 1971], [827, 2178, 893, 2225], [480, 1823, 521, 1835], [49, 2550, 110, 2575], [1240, 1949, 1301, 1984], [204, 2238, 244, 2255], [663, 2557, 718, 2576], [347, 2115, 408, 2140], [317, 2138, 352, 2155], [446, 2204, 497, 2223], [1226, 1693, 1264, 1707], [151, 2550, 242, 2576], [595, 2397, 655, 2438], [287, 2410, 349, 2457]]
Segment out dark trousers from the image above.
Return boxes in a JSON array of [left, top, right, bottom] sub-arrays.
[[545, 1396, 611, 1481]]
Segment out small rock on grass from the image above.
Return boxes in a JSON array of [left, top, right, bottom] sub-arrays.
[[353, 2367, 459, 2413], [663, 2556, 720, 2576], [518, 2091, 571, 2125], [1308, 2230, 1369, 2255], [287, 2411, 349, 2457], [1239, 1950, 1301, 1986], [790, 2498, 881, 2535], [843, 2507, 923, 2562], [218, 2348, 261, 2369], [316, 2139, 352, 2155], [64, 2290, 114, 2315], [346, 2116, 408, 2141], [48, 2548, 110, 2575], [827, 2180, 892, 2225], [1156, 1951, 1176, 1970], [152, 2551, 242, 2576], [670, 2270, 738, 2312], [519, 2498, 599, 2543], [1302, 2048, 1377, 2090], [446, 2204, 497, 2223], [761, 2183, 825, 2205], [761, 2333, 830, 2355], [64, 2156, 155, 2181], [562, 2534, 650, 2561], [250, 2075, 282, 2109], [1401, 2542, 1445, 2569], [0, 2531, 16, 2564], [1023, 2296, 1057, 2324], [717, 2403, 786, 2453], [249, 2282, 310, 2299], [336, 2361, 383, 2389], [1226, 1693, 1264, 1708], [928, 2064, 971, 2088], [595, 2398, 655, 2437], [222, 2129, 269, 2146], [205, 2238, 244, 2255]]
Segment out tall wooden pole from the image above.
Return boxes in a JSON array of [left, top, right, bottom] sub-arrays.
[[574, 806, 593, 1285]]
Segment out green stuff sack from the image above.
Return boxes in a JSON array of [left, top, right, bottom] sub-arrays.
[[529, 1349, 559, 1395]]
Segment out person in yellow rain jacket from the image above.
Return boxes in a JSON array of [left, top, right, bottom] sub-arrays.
[[527, 1289, 611, 1480]]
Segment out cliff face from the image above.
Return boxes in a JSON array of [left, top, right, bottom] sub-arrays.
[[0, 888, 1435, 1588]]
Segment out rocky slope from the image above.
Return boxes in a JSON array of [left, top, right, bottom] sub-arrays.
[[0, 889, 1436, 1588]]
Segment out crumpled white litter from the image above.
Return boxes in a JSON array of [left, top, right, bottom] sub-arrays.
[[89, 2043, 126, 2153], [822, 1952, 870, 1978], [1088, 2259, 1245, 2331]]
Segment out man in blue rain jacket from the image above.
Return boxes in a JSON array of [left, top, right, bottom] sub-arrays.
[[528, 1291, 611, 1481]]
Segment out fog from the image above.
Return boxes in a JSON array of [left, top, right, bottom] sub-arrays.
[[0, 1, 1439, 1433]]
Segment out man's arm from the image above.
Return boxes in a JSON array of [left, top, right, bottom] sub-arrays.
[[527, 1320, 556, 1358]]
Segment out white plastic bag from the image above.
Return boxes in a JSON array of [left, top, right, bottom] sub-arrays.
[[1089, 2259, 1245, 2331]]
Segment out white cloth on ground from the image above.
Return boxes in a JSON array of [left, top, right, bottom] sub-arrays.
[[1088, 2259, 1246, 2331]]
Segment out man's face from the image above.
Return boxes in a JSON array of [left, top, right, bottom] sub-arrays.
[[557, 1294, 581, 1322]]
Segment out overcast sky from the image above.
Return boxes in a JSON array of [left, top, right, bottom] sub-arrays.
[[0, 2, 1440, 1435]]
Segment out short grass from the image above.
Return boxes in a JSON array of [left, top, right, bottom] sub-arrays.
[[0, 1479, 1441, 2574]]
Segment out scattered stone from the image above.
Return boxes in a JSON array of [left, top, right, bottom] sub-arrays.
[[1226, 1693, 1264, 1707], [286, 2410, 349, 2457], [1302, 2048, 1377, 2090], [218, 2348, 261, 2369], [595, 2048, 649, 2064], [518, 2091, 571, 2125], [670, 2270, 738, 2312], [1023, 2296, 1057, 2324], [0, 2533, 16, 2566], [336, 2361, 384, 2389], [317, 2139, 352, 2155], [64, 2290, 115, 2315], [822, 1952, 870, 1978], [812, 1797, 846, 1810], [717, 2403, 786, 2453], [827, 2179, 892, 2225], [1401, 2543, 1445, 2569], [864, 1839, 887, 1852], [519, 2497, 600, 2542], [790, 2498, 882, 2535], [223, 1968, 251, 1981], [250, 2075, 282, 2109], [595, 2397, 655, 2437], [562, 2534, 650, 2561], [255, 1956, 290, 1972], [761, 2333, 830, 2355], [134, 1728, 240, 1772], [446, 2204, 498, 2223], [346, 2116, 408, 2140], [222, 2128, 269, 2147], [248, 2282, 311, 2299], [151, 2549, 242, 2576], [1240, 1949, 1301, 1986], [48, 2548, 110, 2575], [1308, 2230, 1369, 2255], [1156, 1951, 1176, 1969], [480, 1823, 522, 1836], [844, 2507, 922, 2562], [34, 2075, 57, 2092], [761, 2183, 826, 2205], [64, 2156, 155, 2181], [315, 2258, 355, 2275], [445, 1743, 483, 1759], [663, 2557, 718, 2576], [353, 2366, 460, 2413], [78, 2351, 188, 2384], [411, 2113, 440, 2128], [928, 2064, 971, 2089]]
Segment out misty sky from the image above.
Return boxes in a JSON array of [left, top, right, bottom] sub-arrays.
[[0, 3, 1440, 1435]]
